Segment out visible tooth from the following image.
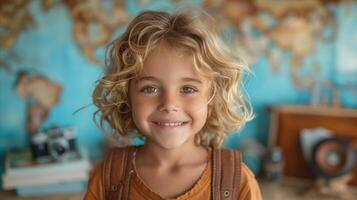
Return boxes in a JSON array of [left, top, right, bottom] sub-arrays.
[[156, 122, 184, 126]]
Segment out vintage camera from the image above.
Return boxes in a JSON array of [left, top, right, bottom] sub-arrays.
[[30, 126, 77, 163]]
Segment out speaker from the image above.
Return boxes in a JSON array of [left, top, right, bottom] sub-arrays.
[[311, 137, 356, 179]]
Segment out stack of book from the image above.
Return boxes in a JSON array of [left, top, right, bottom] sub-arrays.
[[2, 147, 92, 196]]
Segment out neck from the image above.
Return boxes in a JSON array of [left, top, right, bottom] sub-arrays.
[[136, 141, 208, 168]]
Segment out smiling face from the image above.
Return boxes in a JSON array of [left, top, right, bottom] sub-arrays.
[[129, 44, 211, 150]]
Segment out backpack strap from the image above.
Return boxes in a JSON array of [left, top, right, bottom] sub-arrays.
[[103, 146, 135, 200], [212, 148, 242, 200]]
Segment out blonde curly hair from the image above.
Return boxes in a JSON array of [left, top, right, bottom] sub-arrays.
[[93, 10, 253, 148]]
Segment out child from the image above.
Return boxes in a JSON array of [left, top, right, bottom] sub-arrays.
[[85, 10, 261, 200]]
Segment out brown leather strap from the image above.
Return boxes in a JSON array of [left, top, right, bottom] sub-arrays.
[[103, 146, 135, 200], [212, 148, 242, 200], [104, 146, 241, 200], [212, 148, 221, 200], [121, 147, 135, 200]]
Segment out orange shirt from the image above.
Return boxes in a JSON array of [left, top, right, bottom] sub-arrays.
[[84, 156, 262, 200]]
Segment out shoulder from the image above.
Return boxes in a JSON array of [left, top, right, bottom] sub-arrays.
[[102, 146, 137, 167], [239, 163, 262, 200]]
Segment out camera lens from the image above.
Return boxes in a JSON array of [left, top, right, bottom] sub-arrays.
[[46, 126, 77, 161], [53, 143, 66, 155], [49, 138, 69, 161]]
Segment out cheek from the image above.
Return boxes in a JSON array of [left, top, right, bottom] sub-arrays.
[[130, 102, 149, 132], [130, 95, 160, 128], [184, 92, 211, 113], [188, 101, 208, 124], [131, 97, 152, 117], [192, 109, 209, 132]]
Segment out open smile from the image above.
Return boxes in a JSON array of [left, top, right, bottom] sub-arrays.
[[152, 121, 189, 127]]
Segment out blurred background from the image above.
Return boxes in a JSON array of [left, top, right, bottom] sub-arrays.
[[0, 0, 357, 199]]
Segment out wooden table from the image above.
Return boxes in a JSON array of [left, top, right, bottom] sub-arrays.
[[2, 178, 357, 200], [260, 177, 357, 200]]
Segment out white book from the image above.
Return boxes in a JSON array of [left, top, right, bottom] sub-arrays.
[[4, 147, 91, 177], [3, 170, 89, 189], [3, 167, 91, 180], [2, 147, 92, 189], [16, 181, 87, 197]]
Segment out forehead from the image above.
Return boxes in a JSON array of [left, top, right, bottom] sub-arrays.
[[137, 44, 207, 82]]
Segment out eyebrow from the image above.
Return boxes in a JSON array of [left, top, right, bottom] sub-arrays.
[[137, 76, 203, 84]]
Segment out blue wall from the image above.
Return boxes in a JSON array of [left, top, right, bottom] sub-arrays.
[[0, 0, 356, 178]]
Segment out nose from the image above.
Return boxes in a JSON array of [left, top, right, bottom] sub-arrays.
[[158, 91, 179, 113]]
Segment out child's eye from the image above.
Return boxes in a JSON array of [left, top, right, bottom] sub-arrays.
[[181, 86, 198, 94], [140, 86, 160, 94]]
